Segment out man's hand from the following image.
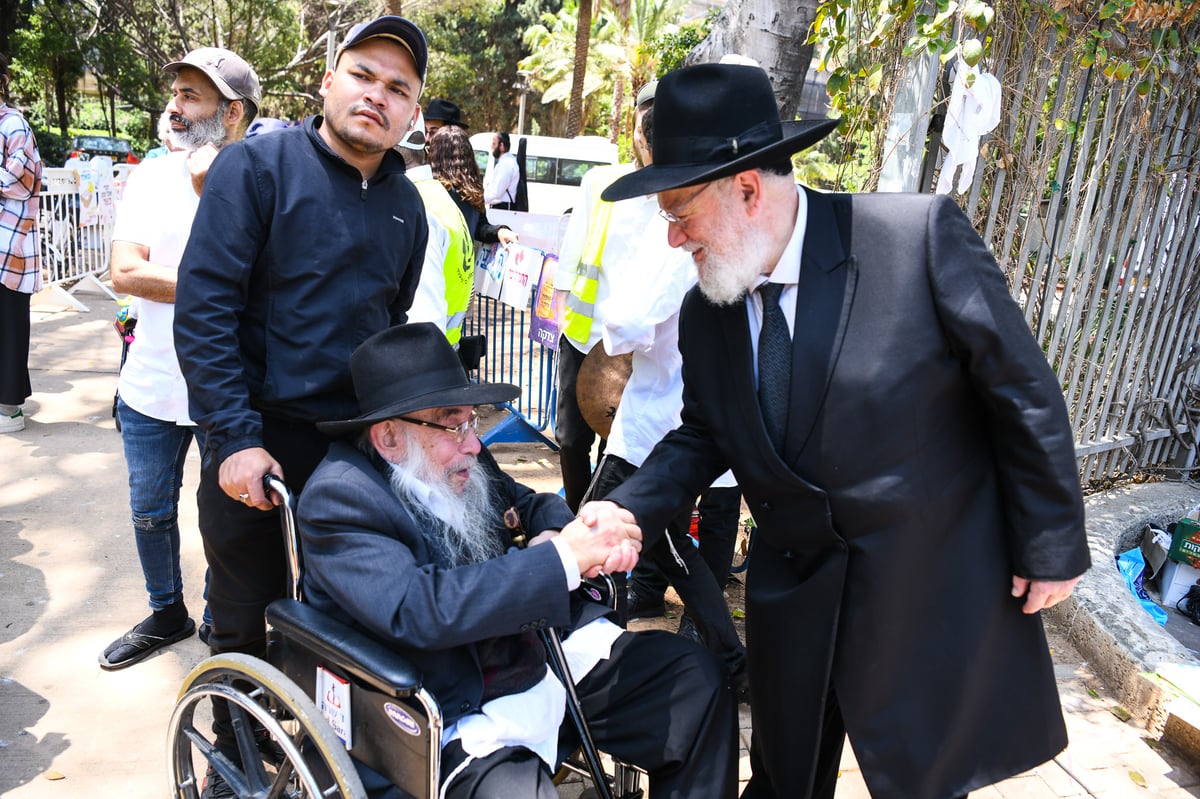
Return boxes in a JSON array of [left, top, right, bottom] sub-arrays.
[[554, 288, 570, 329], [219, 447, 283, 510], [560, 501, 642, 578], [188, 143, 221, 196], [1011, 575, 1082, 614]]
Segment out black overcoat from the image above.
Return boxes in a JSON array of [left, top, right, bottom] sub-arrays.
[[609, 189, 1091, 798]]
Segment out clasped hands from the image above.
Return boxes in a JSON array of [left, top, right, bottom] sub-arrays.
[[539, 500, 642, 578]]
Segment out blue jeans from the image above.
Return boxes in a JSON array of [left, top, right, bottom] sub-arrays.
[[118, 397, 209, 620]]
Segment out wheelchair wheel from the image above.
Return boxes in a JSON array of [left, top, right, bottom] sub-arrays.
[[167, 653, 366, 799]]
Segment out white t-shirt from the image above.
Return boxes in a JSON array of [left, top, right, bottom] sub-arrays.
[[405, 166, 453, 332], [112, 151, 199, 424], [552, 164, 644, 353], [601, 211, 736, 488]]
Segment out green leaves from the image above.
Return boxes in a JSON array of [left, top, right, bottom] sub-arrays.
[[961, 38, 984, 66]]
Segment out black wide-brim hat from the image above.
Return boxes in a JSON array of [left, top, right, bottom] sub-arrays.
[[317, 323, 518, 436], [601, 63, 840, 202], [425, 98, 468, 128]]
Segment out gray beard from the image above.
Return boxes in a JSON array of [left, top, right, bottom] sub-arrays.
[[168, 102, 229, 152], [383, 435, 505, 568]]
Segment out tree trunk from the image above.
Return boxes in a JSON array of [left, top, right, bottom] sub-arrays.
[[685, 0, 818, 120], [565, 0, 592, 138], [54, 60, 69, 137], [384, 0, 403, 15]]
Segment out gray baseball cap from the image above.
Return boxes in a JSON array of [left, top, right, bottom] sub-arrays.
[[164, 48, 262, 117]]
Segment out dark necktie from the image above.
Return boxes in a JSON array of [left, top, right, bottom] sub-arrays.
[[757, 282, 791, 448]]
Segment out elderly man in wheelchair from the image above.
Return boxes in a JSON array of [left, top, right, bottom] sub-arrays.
[[169, 323, 738, 799]]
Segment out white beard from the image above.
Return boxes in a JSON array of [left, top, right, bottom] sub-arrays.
[[383, 433, 504, 567], [689, 201, 775, 306]]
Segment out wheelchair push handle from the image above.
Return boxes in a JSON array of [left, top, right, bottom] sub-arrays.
[[263, 473, 290, 507], [262, 473, 304, 603]]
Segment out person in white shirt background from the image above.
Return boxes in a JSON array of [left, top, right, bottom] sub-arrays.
[[482, 130, 520, 209]]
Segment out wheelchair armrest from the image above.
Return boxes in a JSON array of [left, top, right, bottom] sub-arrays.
[[267, 599, 422, 699]]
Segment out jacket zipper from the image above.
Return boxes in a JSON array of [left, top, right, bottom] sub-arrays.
[[361, 178, 368, 200]]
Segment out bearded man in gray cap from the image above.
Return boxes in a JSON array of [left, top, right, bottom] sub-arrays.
[[100, 46, 260, 670], [172, 17, 431, 796], [298, 322, 738, 799], [593, 63, 1090, 799]]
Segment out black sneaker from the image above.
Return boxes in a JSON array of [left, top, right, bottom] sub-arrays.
[[626, 586, 665, 620], [676, 612, 704, 644], [201, 764, 236, 799], [198, 622, 212, 646]]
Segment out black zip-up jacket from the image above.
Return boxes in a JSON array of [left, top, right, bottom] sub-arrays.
[[174, 115, 428, 464]]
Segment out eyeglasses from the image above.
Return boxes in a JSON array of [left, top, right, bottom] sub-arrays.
[[658, 181, 715, 229], [396, 410, 479, 443]]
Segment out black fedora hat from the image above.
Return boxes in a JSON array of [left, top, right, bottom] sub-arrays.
[[425, 98, 468, 129], [318, 323, 518, 436], [601, 63, 839, 202]]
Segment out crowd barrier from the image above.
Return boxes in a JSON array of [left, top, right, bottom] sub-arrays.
[[36, 162, 130, 311], [466, 210, 571, 448]]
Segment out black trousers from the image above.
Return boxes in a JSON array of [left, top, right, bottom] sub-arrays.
[[630, 484, 742, 600], [0, 284, 32, 406], [198, 413, 333, 750], [554, 336, 602, 512], [442, 631, 738, 799], [198, 413, 333, 656], [587, 455, 745, 672], [742, 688, 845, 799]]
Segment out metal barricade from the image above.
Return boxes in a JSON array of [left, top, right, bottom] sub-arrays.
[[464, 227, 567, 449], [37, 166, 117, 311], [464, 292, 559, 449]]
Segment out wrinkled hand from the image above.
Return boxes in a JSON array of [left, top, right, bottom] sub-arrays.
[[1011, 575, 1082, 614], [219, 447, 283, 510], [188, 143, 221, 196], [561, 501, 642, 577]]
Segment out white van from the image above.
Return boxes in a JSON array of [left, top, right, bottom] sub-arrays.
[[471, 132, 619, 215]]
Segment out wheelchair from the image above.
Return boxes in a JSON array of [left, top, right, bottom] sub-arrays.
[[167, 475, 644, 799]]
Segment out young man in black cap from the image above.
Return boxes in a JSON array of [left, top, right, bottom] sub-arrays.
[[172, 17, 431, 796], [593, 63, 1090, 799], [298, 322, 738, 798]]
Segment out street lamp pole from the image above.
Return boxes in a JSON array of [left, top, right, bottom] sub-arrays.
[[514, 69, 533, 135]]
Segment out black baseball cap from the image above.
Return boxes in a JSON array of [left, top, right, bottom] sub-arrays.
[[335, 16, 428, 81]]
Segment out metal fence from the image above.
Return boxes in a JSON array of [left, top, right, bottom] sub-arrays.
[[464, 293, 559, 449], [36, 165, 124, 310], [880, 19, 1200, 485]]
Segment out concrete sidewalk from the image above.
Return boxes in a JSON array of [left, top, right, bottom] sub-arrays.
[[1, 283, 1198, 797]]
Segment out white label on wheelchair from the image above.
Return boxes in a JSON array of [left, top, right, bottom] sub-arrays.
[[384, 703, 422, 736], [317, 666, 352, 749]]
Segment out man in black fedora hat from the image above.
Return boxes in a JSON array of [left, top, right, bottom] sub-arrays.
[[296, 322, 738, 798], [594, 63, 1090, 798], [424, 97, 468, 135]]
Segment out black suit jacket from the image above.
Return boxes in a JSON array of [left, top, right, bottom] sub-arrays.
[[609, 189, 1090, 798]]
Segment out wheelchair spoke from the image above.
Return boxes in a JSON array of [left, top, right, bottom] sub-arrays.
[[168, 654, 366, 799]]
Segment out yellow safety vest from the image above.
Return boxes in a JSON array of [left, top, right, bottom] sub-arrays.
[[415, 179, 475, 346], [563, 165, 626, 346]]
